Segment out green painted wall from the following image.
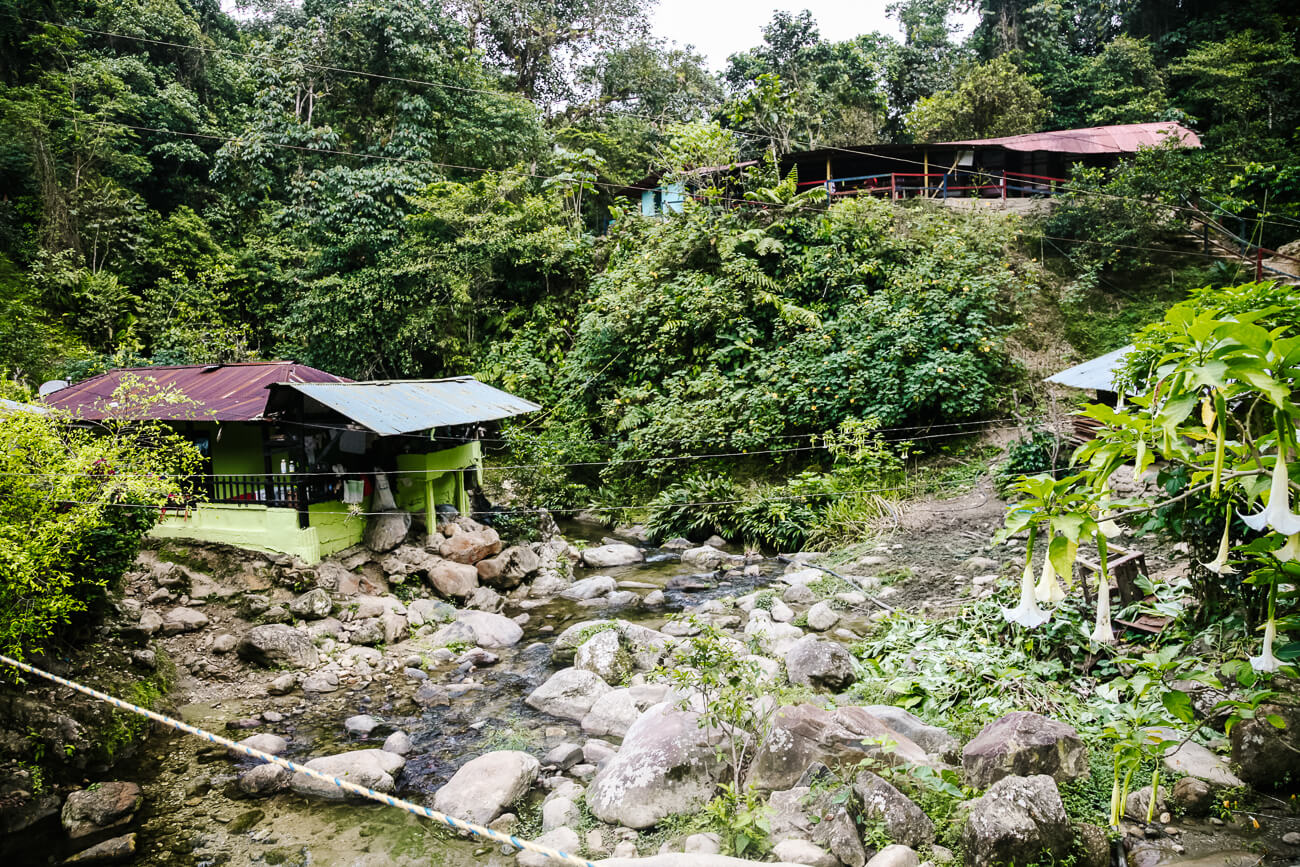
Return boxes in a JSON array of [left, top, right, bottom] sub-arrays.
[[309, 501, 366, 557], [396, 441, 482, 529], [150, 504, 320, 563]]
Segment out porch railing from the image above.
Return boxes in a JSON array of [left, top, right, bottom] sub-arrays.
[[796, 170, 1068, 201], [192, 474, 340, 510]]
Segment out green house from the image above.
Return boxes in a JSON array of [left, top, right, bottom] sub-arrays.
[[42, 363, 539, 563]]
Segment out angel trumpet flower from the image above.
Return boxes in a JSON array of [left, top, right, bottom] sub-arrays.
[[1091, 535, 1115, 645], [1035, 549, 1066, 605], [1240, 436, 1300, 536], [1276, 533, 1300, 563], [1003, 528, 1051, 628], [1251, 583, 1282, 674], [1202, 505, 1236, 575]]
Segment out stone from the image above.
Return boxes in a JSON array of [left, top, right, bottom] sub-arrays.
[[62, 782, 142, 839], [1075, 823, 1111, 867], [772, 839, 838, 867], [455, 610, 524, 647], [301, 671, 339, 693], [290, 749, 406, 801], [438, 527, 502, 565], [426, 559, 479, 599], [1124, 785, 1168, 822], [783, 584, 816, 605], [581, 544, 644, 568], [561, 576, 617, 601], [430, 620, 477, 648], [408, 598, 456, 626], [744, 611, 804, 656], [289, 588, 333, 620], [381, 609, 408, 644], [681, 545, 728, 570], [684, 833, 722, 854], [866, 845, 920, 867], [382, 731, 413, 756], [581, 689, 644, 738], [961, 774, 1072, 867], [518, 828, 581, 867], [1229, 702, 1300, 787], [854, 770, 934, 848], [1162, 737, 1244, 789], [345, 714, 380, 737], [1170, 776, 1214, 816], [63, 833, 137, 864], [161, 606, 208, 634], [365, 511, 412, 553], [748, 704, 931, 792], [659, 537, 692, 550], [768, 786, 867, 867], [583, 740, 616, 764], [805, 601, 840, 631], [237, 624, 319, 669], [137, 610, 163, 636], [267, 673, 297, 695], [466, 585, 504, 612], [237, 763, 290, 796], [526, 668, 613, 722], [586, 702, 729, 829], [545, 743, 583, 770], [543, 796, 580, 831], [962, 711, 1088, 789], [1283, 831, 1300, 846], [574, 630, 631, 684], [863, 706, 959, 759], [432, 751, 540, 825], [784, 635, 858, 691], [476, 545, 542, 589], [211, 633, 237, 654], [643, 589, 665, 606], [234, 733, 288, 758], [348, 617, 384, 646]]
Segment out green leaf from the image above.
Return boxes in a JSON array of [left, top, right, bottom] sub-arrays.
[[1266, 714, 1287, 730], [1161, 690, 1196, 725]]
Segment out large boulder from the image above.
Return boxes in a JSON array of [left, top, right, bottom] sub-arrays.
[[427, 559, 479, 599], [1163, 737, 1244, 788], [1230, 702, 1300, 788], [854, 771, 934, 848], [365, 511, 411, 553], [962, 711, 1088, 789], [453, 610, 523, 648], [61, 782, 142, 839], [438, 527, 502, 565], [582, 685, 668, 738], [289, 749, 406, 801], [574, 630, 633, 684], [161, 606, 208, 634], [961, 774, 1072, 867], [237, 624, 319, 669], [748, 704, 931, 792], [288, 588, 333, 620], [432, 750, 540, 824], [561, 576, 618, 601], [681, 545, 728, 570], [784, 635, 857, 691], [864, 706, 960, 759], [581, 544, 644, 569], [586, 701, 728, 829], [744, 611, 804, 657], [476, 545, 542, 589], [768, 785, 867, 867], [526, 668, 613, 722]]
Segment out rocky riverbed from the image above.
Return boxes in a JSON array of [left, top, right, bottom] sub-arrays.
[[3, 507, 1299, 867]]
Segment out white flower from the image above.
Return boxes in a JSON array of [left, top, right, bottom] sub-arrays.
[[1035, 553, 1066, 605], [1241, 453, 1300, 536], [1202, 513, 1236, 575], [1250, 618, 1282, 673], [1097, 489, 1123, 539], [1003, 562, 1052, 628], [1275, 533, 1300, 563], [1091, 572, 1115, 645]]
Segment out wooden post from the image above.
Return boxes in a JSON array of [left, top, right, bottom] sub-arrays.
[[1256, 247, 1264, 281], [890, 174, 896, 200], [1001, 173, 1007, 200], [923, 150, 930, 197]]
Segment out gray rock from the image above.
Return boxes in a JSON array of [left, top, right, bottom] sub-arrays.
[[772, 839, 838, 867], [237, 763, 290, 796], [61, 782, 142, 839], [864, 706, 960, 759], [643, 589, 665, 606], [574, 630, 632, 684], [805, 601, 840, 631], [961, 774, 1072, 867], [455, 610, 524, 647], [519, 827, 580, 867], [581, 689, 643, 738], [63, 832, 137, 863], [301, 671, 339, 693], [430, 620, 477, 648], [476, 545, 542, 589], [586, 702, 728, 829], [784, 635, 858, 691], [854, 771, 934, 848], [1124, 784, 1168, 822], [383, 731, 413, 756], [237, 624, 319, 669], [543, 796, 580, 831], [526, 668, 613, 722], [659, 537, 692, 550], [432, 751, 540, 825], [681, 545, 728, 570], [161, 606, 208, 635], [749, 704, 931, 793], [365, 511, 411, 553], [234, 733, 288, 758], [137, 610, 163, 636], [581, 544, 644, 568], [783, 584, 816, 605], [1170, 776, 1213, 816], [962, 711, 1088, 789], [344, 714, 380, 737], [684, 833, 722, 854], [866, 845, 920, 867], [289, 749, 406, 801], [267, 673, 297, 695], [347, 617, 385, 646], [426, 559, 479, 599], [768, 786, 867, 867], [438, 526, 502, 565], [211, 633, 237, 654], [465, 585, 504, 612], [407, 598, 456, 626], [289, 588, 333, 620], [545, 743, 583, 770], [561, 576, 618, 600], [1229, 703, 1299, 787]]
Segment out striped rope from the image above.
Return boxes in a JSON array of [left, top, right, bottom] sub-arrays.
[[0, 654, 595, 867]]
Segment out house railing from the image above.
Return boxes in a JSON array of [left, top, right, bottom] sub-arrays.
[[796, 170, 1069, 201], [192, 474, 340, 510]]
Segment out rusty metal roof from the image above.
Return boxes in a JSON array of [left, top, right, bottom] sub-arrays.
[[42, 363, 348, 422], [941, 122, 1201, 154], [1045, 345, 1133, 391], [271, 377, 540, 435]]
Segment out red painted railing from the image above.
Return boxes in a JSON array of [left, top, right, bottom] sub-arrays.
[[796, 170, 1068, 201]]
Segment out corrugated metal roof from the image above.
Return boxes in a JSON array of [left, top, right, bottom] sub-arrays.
[[942, 122, 1201, 154], [272, 377, 540, 435], [42, 363, 348, 422], [0, 398, 50, 416], [1045, 345, 1134, 391]]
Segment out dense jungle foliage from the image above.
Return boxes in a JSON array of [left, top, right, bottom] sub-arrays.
[[2, 0, 1299, 544]]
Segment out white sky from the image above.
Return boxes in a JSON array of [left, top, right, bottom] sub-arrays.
[[651, 0, 978, 71]]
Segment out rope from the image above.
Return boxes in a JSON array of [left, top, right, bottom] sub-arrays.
[[0, 654, 595, 867]]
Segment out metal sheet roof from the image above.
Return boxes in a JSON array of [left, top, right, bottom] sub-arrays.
[[42, 363, 348, 422], [1045, 345, 1134, 391], [273, 377, 540, 435], [0, 398, 50, 416], [941, 122, 1201, 154]]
